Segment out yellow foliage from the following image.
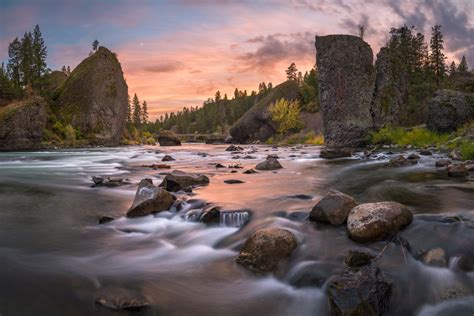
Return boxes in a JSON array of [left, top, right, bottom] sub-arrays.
[[270, 98, 303, 134]]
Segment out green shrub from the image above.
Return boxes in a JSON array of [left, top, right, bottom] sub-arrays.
[[459, 141, 474, 160], [64, 124, 76, 146], [270, 98, 304, 134], [370, 126, 450, 147]]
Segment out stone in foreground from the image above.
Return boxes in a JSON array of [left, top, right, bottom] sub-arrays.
[[236, 227, 297, 273], [309, 189, 357, 225], [328, 265, 392, 316], [255, 157, 282, 170], [127, 179, 174, 218], [347, 202, 413, 242], [159, 170, 209, 192]]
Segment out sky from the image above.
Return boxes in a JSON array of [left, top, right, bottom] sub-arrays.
[[1, 0, 473, 120]]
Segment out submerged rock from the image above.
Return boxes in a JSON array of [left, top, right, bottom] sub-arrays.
[[158, 130, 181, 146], [224, 179, 245, 184], [407, 153, 420, 160], [243, 169, 258, 174], [319, 148, 352, 159], [236, 228, 297, 273], [345, 250, 375, 267], [226, 145, 243, 152], [446, 163, 468, 177], [255, 157, 282, 170], [435, 159, 452, 167], [159, 170, 209, 192], [127, 179, 175, 218], [347, 202, 413, 242], [328, 265, 392, 316], [162, 154, 175, 161], [95, 297, 149, 311], [309, 190, 357, 225], [315, 35, 374, 147], [422, 248, 447, 267], [389, 155, 416, 167], [419, 150, 433, 156]]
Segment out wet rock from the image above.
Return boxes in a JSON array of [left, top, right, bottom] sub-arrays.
[[422, 248, 447, 267], [197, 152, 208, 157], [98, 216, 114, 224], [95, 297, 149, 311], [162, 154, 175, 161], [446, 163, 468, 177], [140, 163, 170, 169], [309, 190, 357, 225], [437, 287, 469, 302], [419, 150, 433, 156], [345, 250, 375, 267], [316, 35, 374, 147], [224, 179, 245, 184], [92, 176, 104, 185], [407, 153, 420, 160], [230, 170, 238, 173], [228, 163, 243, 169], [159, 170, 209, 192], [449, 148, 462, 160], [126, 179, 175, 218], [242, 155, 256, 159], [389, 155, 416, 167], [158, 130, 181, 146], [435, 158, 452, 167], [466, 163, 474, 172], [214, 163, 225, 168], [199, 206, 221, 225], [347, 202, 413, 242], [255, 157, 283, 170], [267, 154, 279, 159], [319, 148, 352, 159], [226, 145, 243, 151], [243, 169, 258, 174], [236, 228, 297, 273], [328, 265, 392, 316]]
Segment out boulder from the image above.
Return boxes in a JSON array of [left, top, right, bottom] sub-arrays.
[[56, 47, 128, 146], [236, 227, 297, 273], [389, 155, 416, 167], [422, 248, 447, 267], [226, 145, 243, 151], [309, 190, 357, 225], [419, 150, 432, 156], [328, 265, 392, 316], [229, 80, 300, 143], [199, 206, 221, 225], [315, 35, 374, 147], [345, 250, 375, 267], [426, 90, 474, 133], [255, 157, 282, 170], [319, 148, 352, 159], [158, 130, 181, 146], [446, 163, 468, 177], [159, 170, 209, 192], [407, 153, 420, 160], [435, 158, 451, 167], [126, 179, 175, 218], [162, 154, 175, 161], [0, 96, 47, 150], [347, 202, 413, 242]]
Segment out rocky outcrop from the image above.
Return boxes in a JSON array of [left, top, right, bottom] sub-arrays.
[[347, 202, 413, 242], [236, 228, 297, 273], [371, 47, 407, 128], [127, 179, 175, 218], [230, 80, 300, 143], [159, 170, 209, 192], [158, 130, 181, 146], [315, 35, 374, 147], [328, 265, 392, 316], [309, 190, 357, 225], [56, 46, 128, 146], [0, 96, 47, 150], [426, 90, 474, 133]]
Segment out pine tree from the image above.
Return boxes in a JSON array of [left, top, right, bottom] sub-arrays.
[[92, 40, 99, 52], [234, 88, 239, 99], [7, 37, 22, 88], [126, 95, 132, 124], [132, 93, 142, 126], [449, 61, 457, 75], [215, 90, 221, 102], [66, 66, 71, 75], [286, 62, 298, 81], [19, 32, 33, 87], [430, 25, 446, 86], [142, 100, 149, 124], [458, 55, 468, 72], [32, 25, 47, 88], [61, 65, 67, 74]]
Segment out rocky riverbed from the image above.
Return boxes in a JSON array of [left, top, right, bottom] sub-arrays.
[[0, 144, 473, 315]]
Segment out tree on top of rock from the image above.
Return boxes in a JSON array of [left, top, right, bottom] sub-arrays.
[[449, 61, 457, 75], [142, 100, 149, 124], [132, 93, 142, 126], [458, 55, 468, 72], [286, 63, 298, 81], [429, 25, 446, 87], [92, 40, 99, 52]]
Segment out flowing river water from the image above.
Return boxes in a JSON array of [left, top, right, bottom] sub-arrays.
[[0, 144, 473, 315]]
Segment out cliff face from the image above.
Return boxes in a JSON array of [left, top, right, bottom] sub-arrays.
[[230, 80, 300, 143], [56, 47, 128, 146], [315, 35, 374, 147], [0, 96, 47, 150], [427, 90, 474, 133]]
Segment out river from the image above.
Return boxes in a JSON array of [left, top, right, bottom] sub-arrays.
[[0, 144, 473, 315]]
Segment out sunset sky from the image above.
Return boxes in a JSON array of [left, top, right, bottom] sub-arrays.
[[1, 0, 473, 120]]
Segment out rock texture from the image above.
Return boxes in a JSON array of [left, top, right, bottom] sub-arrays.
[[426, 90, 474, 133], [315, 35, 374, 147], [230, 80, 300, 143], [347, 202, 413, 242], [0, 96, 47, 150], [255, 157, 283, 170], [56, 46, 128, 146], [309, 190, 357, 225], [236, 227, 297, 273], [127, 179, 175, 218], [158, 130, 181, 146], [319, 148, 352, 159], [159, 170, 209, 192]]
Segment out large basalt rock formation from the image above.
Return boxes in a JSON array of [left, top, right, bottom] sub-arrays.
[[426, 89, 474, 133], [0, 96, 47, 150], [229, 80, 300, 143], [56, 46, 128, 146], [315, 35, 374, 147]]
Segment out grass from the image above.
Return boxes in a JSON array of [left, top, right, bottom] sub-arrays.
[[459, 141, 474, 160], [266, 131, 324, 145], [370, 126, 451, 147]]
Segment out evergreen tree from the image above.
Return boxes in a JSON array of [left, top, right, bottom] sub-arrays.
[[32, 25, 47, 88], [61, 65, 67, 74], [449, 61, 457, 75], [142, 100, 149, 124], [458, 55, 468, 72], [92, 40, 99, 52], [286, 62, 298, 81], [430, 25, 446, 86], [19, 32, 33, 87], [0, 62, 18, 100], [215, 90, 221, 102], [132, 93, 142, 126], [126, 95, 132, 124], [234, 88, 239, 99], [7, 37, 22, 88]]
